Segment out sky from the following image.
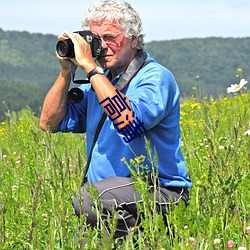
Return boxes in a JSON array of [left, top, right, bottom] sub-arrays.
[[1, 0, 250, 42]]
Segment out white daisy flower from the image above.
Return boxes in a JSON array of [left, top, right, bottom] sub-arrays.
[[227, 79, 248, 93]]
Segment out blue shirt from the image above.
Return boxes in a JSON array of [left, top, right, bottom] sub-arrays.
[[58, 52, 192, 188]]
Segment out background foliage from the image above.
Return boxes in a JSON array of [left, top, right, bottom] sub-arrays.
[[145, 37, 250, 97], [0, 92, 249, 249], [0, 28, 250, 120]]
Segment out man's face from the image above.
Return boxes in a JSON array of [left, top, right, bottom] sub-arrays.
[[89, 20, 138, 73]]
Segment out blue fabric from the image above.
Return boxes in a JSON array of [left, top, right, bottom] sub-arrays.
[[57, 52, 192, 188]]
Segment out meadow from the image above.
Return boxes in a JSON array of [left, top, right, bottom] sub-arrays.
[[0, 89, 249, 249]]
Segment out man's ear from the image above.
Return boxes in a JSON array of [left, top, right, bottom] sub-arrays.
[[131, 36, 139, 48]]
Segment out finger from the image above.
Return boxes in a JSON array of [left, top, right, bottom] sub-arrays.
[[57, 31, 70, 41], [65, 31, 85, 43], [55, 51, 79, 66], [58, 35, 66, 41], [55, 50, 64, 59], [63, 30, 70, 37], [64, 30, 76, 40]]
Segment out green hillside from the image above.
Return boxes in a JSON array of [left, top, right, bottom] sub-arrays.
[[0, 28, 249, 120], [145, 37, 250, 97], [0, 29, 60, 120], [0, 29, 59, 87]]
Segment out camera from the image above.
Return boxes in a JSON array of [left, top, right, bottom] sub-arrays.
[[68, 88, 84, 103], [56, 30, 102, 58]]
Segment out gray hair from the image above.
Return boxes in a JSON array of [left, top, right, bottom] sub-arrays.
[[82, 0, 145, 49]]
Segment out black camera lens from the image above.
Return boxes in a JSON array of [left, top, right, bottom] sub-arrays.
[[56, 30, 102, 59], [56, 39, 75, 58], [68, 88, 84, 103]]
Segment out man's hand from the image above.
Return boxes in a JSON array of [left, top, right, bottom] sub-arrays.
[[62, 31, 96, 73], [56, 33, 79, 71]]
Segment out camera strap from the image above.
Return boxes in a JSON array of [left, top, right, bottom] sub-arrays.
[[81, 50, 149, 186]]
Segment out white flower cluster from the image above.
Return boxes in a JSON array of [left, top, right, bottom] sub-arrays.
[[227, 79, 248, 93]]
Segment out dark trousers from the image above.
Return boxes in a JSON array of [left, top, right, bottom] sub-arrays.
[[72, 176, 189, 238]]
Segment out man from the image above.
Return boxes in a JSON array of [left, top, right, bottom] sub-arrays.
[[40, 0, 192, 241]]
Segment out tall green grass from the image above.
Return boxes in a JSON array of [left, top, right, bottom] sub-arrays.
[[0, 93, 249, 249]]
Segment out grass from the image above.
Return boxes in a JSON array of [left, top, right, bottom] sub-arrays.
[[0, 92, 249, 249]]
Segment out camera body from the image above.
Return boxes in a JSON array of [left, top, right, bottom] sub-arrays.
[[56, 30, 102, 58]]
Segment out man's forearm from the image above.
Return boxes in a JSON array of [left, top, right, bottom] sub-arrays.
[[90, 73, 135, 130], [40, 70, 71, 132]]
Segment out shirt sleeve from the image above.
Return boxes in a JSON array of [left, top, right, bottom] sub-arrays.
[[128, 62, 180, 130], [57, 85, 89, 133]]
